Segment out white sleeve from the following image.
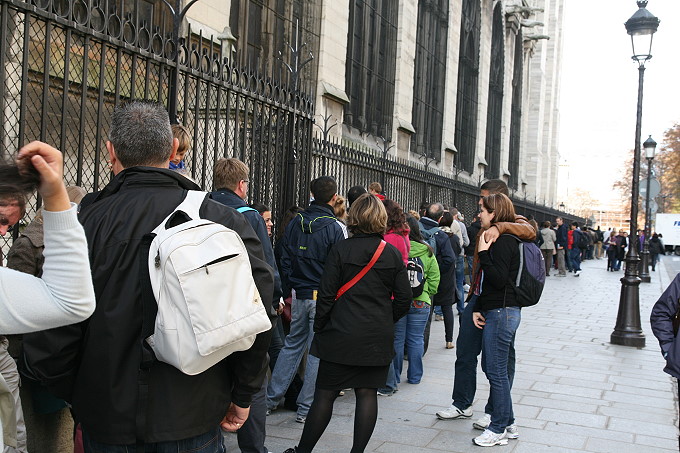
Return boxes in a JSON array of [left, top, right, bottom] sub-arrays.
[[459, 221, 470, 247], [0, 204, 95, 334]]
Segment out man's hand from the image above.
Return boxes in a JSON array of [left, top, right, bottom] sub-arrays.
[[473, 312, 486, 329], [482, 225, 500, 245], [220, 403, 250, 432]]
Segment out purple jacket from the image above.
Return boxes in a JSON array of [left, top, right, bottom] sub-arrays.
[[650, 273, 680, 378]]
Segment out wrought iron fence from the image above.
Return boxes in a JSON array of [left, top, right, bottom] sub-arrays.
[[0, 0, 580, 258]]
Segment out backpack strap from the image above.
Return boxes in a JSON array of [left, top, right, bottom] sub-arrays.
[[237, 206, 258, 214], [335, 241, 386, 301], [173, 190, 206, 221]]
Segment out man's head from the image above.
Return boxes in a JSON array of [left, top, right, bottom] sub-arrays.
[[106, 101, 175, 173], [213, 158, 249, 200], [0, 194, 25, 236], [425, 202, 444, 221], [479, 179, 510, 199], [570, 222, 579, 230], [310, 176, 338, 205], [556, 216, 563, 226], [419, 202, 430, 218], [347, 185, 367, 207]]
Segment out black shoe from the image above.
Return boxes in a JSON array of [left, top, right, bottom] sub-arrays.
[[283, 448, 298, 453]]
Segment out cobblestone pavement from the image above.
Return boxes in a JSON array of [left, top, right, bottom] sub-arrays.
[[225, 255, 679, 452]]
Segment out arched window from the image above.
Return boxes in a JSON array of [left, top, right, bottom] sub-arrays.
[[344, 0, 398, 139], [411, 0, 449, 160], [454, 0, 481, 173], [484, 3, 504, 179], [508, 32, 523, 190]]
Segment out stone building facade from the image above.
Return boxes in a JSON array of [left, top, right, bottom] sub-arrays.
[[188, 0, 566, 206]]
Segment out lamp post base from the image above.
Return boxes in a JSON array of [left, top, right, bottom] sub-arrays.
[[640, 248, 651, 283], [610, 331, 646, 347], [611, 272, 646, 348]]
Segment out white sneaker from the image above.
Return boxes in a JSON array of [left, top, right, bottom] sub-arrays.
[[506, 423, 519, 439], [436, 404, 473, 420], [463, 283, 471, 292], [473, 413, 491, 430], [574, 270, 581, 277], [472, 429, 508, 447]]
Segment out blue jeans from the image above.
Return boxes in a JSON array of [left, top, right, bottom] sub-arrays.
[[568, 248, 581, 271], [82, 428, 225, 452], [481, 307, 521, 434], [266, 298, 319, 417], [392, 304, 429, 384], [452, 295, 482, 410], [455, 256, 465, 313]]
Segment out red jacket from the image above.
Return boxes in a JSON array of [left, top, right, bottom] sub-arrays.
[[384, 229, 410, 265]]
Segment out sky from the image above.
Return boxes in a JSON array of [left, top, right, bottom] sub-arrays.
[[557, 0, 680, 210]]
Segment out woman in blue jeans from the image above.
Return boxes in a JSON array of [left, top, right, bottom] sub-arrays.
[[472, 193, 522, 447], [391, 215, 440, 386]]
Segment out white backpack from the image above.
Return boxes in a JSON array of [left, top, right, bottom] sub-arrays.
[[145, 191, 272, 375]]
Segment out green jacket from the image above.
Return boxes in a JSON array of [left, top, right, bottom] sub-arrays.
[[409, 240, 440, 304]]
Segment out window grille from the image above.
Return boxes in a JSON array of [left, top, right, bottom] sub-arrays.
[[508, 33, 523, 190], [344, 0, 398, 140], [454, 0, 481, 173], [484, 4, 504, 180], [411, 0, 449, 160]]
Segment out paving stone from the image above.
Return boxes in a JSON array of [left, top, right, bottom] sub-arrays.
[[535, 408, 608, 429], [585, 436, 675, 453]]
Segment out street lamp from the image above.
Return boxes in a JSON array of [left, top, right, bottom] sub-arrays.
[[639, 135, 657, 283], [611, 1, 659, 348], [559, 202, 565, 211]]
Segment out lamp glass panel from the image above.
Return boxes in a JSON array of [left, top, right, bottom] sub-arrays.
[[631, 33, 653, 59]]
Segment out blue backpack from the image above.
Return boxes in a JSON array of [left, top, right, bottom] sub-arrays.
[[420, 226, 439, 255], [504, 234, 545, 307]]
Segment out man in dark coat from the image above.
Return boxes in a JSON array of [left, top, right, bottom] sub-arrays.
[[23, 101, 274, 450], [209, 157, 282, 453]]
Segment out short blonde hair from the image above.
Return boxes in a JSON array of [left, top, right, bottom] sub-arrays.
[[172, 124, 192, 153], [333, 195, 347, 221], [347, 193, 387, 235], [213, 158, 249, 191]]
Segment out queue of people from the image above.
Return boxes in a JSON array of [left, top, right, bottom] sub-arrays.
[[0, 100, 554, 453]]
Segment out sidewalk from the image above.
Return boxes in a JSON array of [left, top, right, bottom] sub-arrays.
[[226, 256, 678, 453]]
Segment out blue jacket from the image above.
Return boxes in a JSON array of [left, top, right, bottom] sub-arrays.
[[210, 188, 282, 313], [651, 273, 680, 379], [280, 201, 347, 300], [555, 223, 568, 248], [419, 216, 455, 276]]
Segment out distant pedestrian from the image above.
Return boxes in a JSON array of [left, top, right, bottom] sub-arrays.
[[555, 217, 568, 276], [346, 186, 367, 208], [169, 124, 191, 174], [539, 221, 556, 277], [567, 222, 583, 276], [368, 181, 386, 200], [283, 194, 411, 453], [434, 211, 461, 349], [649, 233, 663, 272], [605, 228, 618, 271]]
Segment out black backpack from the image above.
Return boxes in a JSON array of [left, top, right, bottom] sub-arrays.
[[505, 235, 546, 307], [576, 231, 589, 250], [450, 233, 462, 257]]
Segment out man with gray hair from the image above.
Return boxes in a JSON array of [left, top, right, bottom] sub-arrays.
[[24, 101, 274, 451]]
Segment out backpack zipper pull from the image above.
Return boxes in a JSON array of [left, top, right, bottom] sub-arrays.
[[205, 265, 209, 275], [155, 252, 161, 268]]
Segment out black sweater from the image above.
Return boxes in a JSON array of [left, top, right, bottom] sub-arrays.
[[474, 234, 520, 311]]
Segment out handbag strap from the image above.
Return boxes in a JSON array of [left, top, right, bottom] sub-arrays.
[[335, 240, 386, 300]]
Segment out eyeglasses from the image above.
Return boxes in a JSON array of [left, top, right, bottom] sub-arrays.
[[242, 179, 249, 184]]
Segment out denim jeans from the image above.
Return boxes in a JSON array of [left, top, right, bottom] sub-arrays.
[[266, 298, 319, 418], [82, 428, 225, 452], [455, 256, 466, 314], [237, 378, 268, 453], [392, 304, 430, 384], [451, 295, 482, 410], [481, 307, 521, 434], [569, 248, 582, 271]]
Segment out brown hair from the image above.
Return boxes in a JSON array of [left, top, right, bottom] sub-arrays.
[[172, 124, 192, 153], [542, 220, 551, 229], [382, 198, 408, 234], [213, 158, 249, 191], [480, 179, 510, 196], [368, 181, 382, 193], [481, 193, 516, 224], [347, 193, 387, 235]]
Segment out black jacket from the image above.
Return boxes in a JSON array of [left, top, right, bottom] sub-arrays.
[[556, 224, 568, 248], [651, 273, 680, 378], [23, 167, 274, 444], [210, 188, 283, 313], [419, 217, 455, 275], [475, 234, 520, 312], [433, 231, 459, 307], [280, 202, 347, 299], [465, 220, 481, 256], [311, 234, 411, 366]]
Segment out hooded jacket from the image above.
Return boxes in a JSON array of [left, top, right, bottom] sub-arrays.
[[651, 273, 680, 379], [280, 201, 348, 299], [410, 241, 440, 305], [22, 167, 274, 444]]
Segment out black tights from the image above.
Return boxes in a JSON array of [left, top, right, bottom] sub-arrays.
[[296, 387, 378, 453]]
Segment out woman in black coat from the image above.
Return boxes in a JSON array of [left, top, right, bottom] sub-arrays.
[[284, 194, 412, 453], [433, 211, 460, 349]]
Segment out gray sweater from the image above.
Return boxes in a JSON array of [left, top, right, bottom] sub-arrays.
[[0, 204, 95, 334]]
